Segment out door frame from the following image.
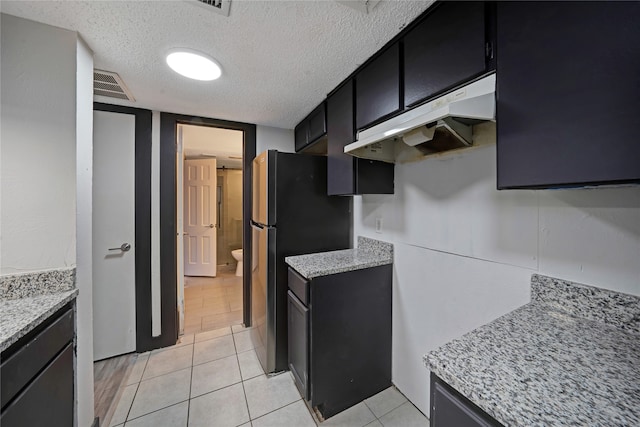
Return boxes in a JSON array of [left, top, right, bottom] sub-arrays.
[[93, 103, 154, 352], [160, 113, 256, 343]]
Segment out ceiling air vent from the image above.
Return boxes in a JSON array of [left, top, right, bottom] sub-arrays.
[[93, 70, 135, 101], [187, 0, 231, 17]]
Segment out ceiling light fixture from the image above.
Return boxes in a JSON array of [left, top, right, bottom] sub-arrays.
[[166, 49, 222, 81]]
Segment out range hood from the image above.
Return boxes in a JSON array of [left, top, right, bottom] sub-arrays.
[[345, 74, 496, 163]]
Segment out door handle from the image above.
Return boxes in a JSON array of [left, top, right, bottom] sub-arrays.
[[109, 243, 131, 252], [208, 224, 216, 228]]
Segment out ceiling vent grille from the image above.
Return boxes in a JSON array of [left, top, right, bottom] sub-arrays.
[[187, 0, 231, 17], [93, 69, 135, 101]]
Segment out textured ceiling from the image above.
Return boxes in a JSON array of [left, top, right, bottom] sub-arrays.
[[0, 0, 434, 129]]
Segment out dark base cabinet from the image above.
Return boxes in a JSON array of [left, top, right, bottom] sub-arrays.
[[1, 303, 75, 427], [430, 374, 503, 427], [288, 265, 392, 420]]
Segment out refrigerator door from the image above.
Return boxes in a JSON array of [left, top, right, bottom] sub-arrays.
[[252, 151, 276, 226], [250, 222, 277, 373]]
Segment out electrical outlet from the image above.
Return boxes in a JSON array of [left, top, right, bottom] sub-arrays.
[[375, 217, 383, 233]]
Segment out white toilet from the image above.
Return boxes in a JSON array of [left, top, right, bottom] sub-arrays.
[[231, 249, 243, 276]]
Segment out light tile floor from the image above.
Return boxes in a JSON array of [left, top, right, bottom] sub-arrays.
[[108, 325, 428, 427], [184, 265, 243, 334]]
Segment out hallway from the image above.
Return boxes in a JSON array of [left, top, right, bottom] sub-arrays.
[[183, 265, 243, 334]]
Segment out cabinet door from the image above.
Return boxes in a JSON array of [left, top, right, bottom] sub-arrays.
[[404, 1, 488, 107], [294, 120, 308, 152], [327, 81, 395, 195], [496, 2, 640, 188], [308, 102, 326, 144], [1, 344, 74, 427], [356, 42, 401, 130], [288, 291, 309, 400], [327, 81, 356, 195]]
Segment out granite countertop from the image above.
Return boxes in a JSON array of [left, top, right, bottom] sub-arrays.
[[425, 275, 640, 427], [285, 236, 393, 279], [0, 268, 77, 352]]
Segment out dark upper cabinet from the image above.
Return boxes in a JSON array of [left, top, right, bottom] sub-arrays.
[[327, 80, 394, 195], [496, 2, 640, 189], [295, 102, 327, 153], [355, 42, 401, 130], [404, 1, 490, 108]]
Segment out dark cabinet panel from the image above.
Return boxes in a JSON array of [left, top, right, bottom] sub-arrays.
[[295, 102, 327, 153], [496, 2, 640, 188], [287, 265, 392, 420], [308, 103, 326, 144], [355, 43, 401, 130], [327, 80, 394, 195], [430, 374, 502, 427], [1, 344, 74, 427], [404, 1, 488, 107], [288, 291, 309, 400]]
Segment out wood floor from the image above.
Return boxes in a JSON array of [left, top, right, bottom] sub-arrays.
[[183, 264, 243, 334], [94, 353, 136, 426]]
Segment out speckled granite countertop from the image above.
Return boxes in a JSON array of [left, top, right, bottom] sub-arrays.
[[1, 268, 77, 352], [285, 236, 393, 279], [425, 274, 640, 427]]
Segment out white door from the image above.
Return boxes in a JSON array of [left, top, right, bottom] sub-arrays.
[[184, 159, 218, 277], [92, 110, 137, 361]]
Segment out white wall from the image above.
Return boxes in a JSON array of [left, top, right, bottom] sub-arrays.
[[1, 13, 77, 274], [256, 125, 294, 154], [75, 36, 95, 427], [353, 139, 640, 416]]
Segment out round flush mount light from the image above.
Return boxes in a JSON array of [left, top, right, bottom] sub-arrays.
[[166, 49, 222, 81]]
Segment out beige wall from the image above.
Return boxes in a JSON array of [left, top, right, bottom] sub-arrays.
[[217, 168, 243, 265]]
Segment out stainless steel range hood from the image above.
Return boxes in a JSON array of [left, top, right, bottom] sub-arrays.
[[345, 74, 496, 163]]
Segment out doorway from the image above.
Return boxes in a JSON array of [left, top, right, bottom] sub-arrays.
[[177, 124, 245, 335]]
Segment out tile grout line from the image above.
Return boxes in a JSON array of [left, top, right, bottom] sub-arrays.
[[187, 333, 196, 426], [234, 330, 254, 425], [120, 354, 148, 425]]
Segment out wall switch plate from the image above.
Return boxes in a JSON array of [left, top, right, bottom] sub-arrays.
[[375, 217, 383, 233]]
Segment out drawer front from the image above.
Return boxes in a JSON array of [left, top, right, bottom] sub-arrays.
[[1, 307, 74, 408], [1, 343, 74, 427], [288, 267, 309, 305]]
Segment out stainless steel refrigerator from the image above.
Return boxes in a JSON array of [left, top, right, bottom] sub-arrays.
[[250, 150, 351, 374]]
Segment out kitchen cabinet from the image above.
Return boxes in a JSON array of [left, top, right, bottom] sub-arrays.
[[294, 102, 327, 154], [496, 1, 640, 189], [403, 1, 491, 108], [1, 303, 75, 427], [430, 374, 502, 427], [327, 79, 394, 195], [287, 265, 392, 419], [355, 42, 401, 130]]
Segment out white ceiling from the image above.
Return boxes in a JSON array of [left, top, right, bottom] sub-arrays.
[[0, 0, 434, 129]]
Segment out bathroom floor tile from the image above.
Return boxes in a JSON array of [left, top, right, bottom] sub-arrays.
[[244, 373, 301, 420], [126, 354, 149, 385], [188, 383, 250, 427], [190, 354, 241, 398], [194, 326, 232, 342], [128, 368, 191, 420], [193, 334, 236, 365], [124, 401, 188, 427], [251, 400, 315, 427]]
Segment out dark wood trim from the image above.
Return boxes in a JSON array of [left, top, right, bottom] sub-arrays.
[[160, 113, 257, 346], [93, 103, 154, 352]]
